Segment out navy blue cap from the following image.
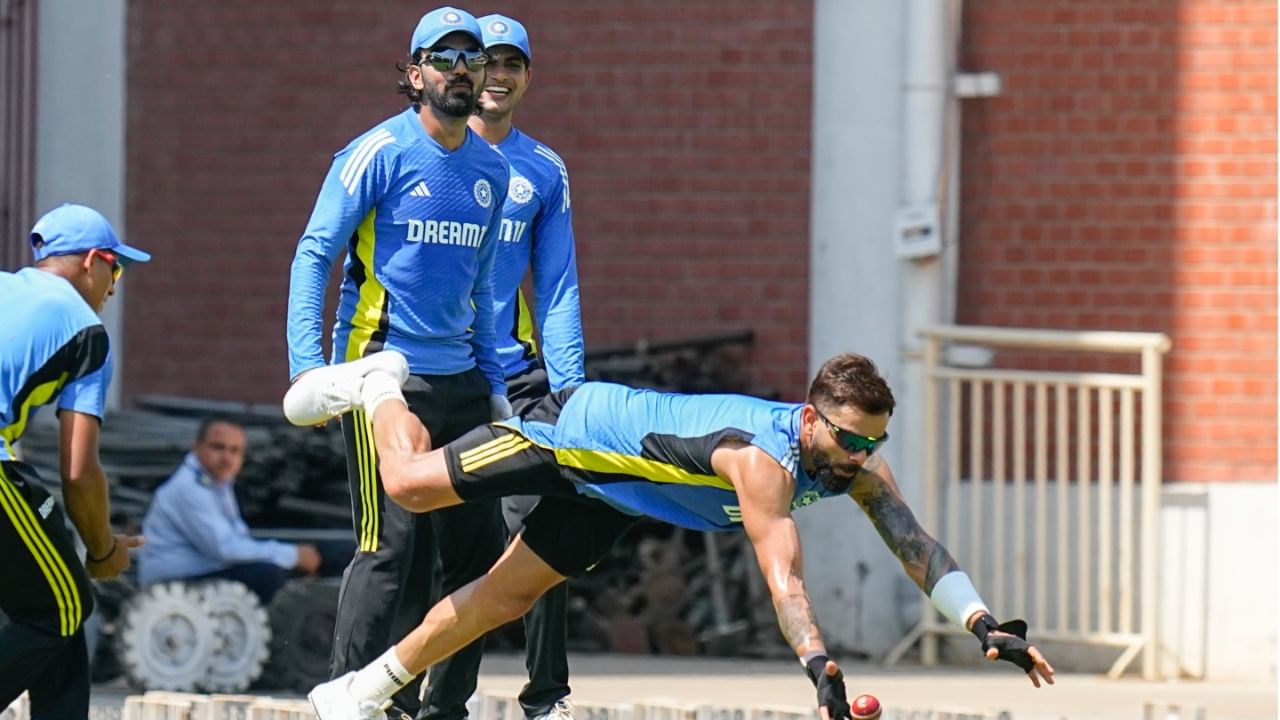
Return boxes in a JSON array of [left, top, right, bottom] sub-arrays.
[[479, 14, 531, 61], [30, 204, 150, 265], [410, 6, 483, 55]]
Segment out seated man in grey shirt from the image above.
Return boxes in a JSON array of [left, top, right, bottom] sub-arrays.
[[138, 415, 322, 604]]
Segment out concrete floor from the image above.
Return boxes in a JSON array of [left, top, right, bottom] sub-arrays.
[[85, 652, 1277, 720]]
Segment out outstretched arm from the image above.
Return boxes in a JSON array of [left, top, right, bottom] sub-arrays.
[[849, 455, 1055, 687], [848, 454, 960, 596], [713, 442, 850, 720]]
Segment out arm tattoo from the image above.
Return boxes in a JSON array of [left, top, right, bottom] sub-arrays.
[[859, 483, 959, 593], [775, 595, 820, 652]]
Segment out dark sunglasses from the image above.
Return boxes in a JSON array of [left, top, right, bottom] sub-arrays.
[[813, 405, 888, 454], [88, 248, 123, 283], [420, 47, 488, 72]]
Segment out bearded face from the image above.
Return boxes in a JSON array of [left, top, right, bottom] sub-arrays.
[[806, 450, 861, 494], [422, 73, 479, 117]]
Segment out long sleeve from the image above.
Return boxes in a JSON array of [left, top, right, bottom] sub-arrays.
[[174, 480, 297, 568], [529, 164, 586, 390], [139, 458, 298, 586], [286, 131, 393, 379], [469, 164, 510, 395]]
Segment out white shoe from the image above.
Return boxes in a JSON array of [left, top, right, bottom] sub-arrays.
[[283, 351, 409, 426], [307, 672, 388, 720], [528, 699, 575, 720]]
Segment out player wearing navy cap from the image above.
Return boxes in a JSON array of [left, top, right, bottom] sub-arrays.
[[469, 14, 583, 720], [299, 352, 1056, 720], [0, 203, 148, 718], [284, 6, 511, 718]]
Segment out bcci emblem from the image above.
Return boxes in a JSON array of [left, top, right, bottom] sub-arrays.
[[473, 179, 493, 208], [509, 176, 534, 204], [791, 491, 821, 510], [442, 11, 463, 24], [488, 20, 510, 35]]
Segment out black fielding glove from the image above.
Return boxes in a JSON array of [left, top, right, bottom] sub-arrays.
[[804, 654, 851, 719], [970, 613, 1036, 672]]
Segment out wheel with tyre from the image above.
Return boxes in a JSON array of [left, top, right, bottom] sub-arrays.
[[263, 577, 341, 692], [88, 576, 137, 683], [115, 582, 215, 692], [198, 579, 272, 692]]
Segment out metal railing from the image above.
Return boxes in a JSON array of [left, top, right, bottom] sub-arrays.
[[886, 325, 1171, 679]]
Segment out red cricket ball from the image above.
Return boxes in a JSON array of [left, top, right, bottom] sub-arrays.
[[850, 693, 882, 720]]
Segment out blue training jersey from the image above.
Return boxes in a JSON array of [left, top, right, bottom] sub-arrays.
[[499, 383, 842, 531], [489, 128, 585, 389], [0, 268, 112, 460], [287, 108, 511, 392]]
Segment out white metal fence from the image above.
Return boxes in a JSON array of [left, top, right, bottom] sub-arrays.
[[886, 325, 1172, 679]]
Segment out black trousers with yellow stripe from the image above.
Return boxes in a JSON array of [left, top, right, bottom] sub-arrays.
[[331, 368, 506, 720], [0, 461, 94, 720]]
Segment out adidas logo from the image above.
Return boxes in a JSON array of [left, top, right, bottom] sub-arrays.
[[410, 181, 432, 198]]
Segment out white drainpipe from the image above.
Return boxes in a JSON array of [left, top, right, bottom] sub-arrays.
[[897, 0, 956, 665]]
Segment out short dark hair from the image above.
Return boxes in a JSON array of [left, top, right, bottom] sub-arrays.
[[196, 414, 243, 443], [807, 353, 896, 417]]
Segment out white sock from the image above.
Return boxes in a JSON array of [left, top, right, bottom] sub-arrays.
[[362, 371, 406, 416], [348, 646, 415, 704]]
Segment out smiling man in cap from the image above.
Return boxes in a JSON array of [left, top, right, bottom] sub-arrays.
[[284, 5, 513, 720], [469, 14, 585, 720], [0, 203, 148, 718]]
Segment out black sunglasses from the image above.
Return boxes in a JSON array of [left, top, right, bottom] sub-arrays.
[[420, 47, 488, 72], [812, 405, 888, 454]]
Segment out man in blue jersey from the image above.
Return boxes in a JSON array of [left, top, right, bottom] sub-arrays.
[[291, 352, 1056, 720], [0, 203, 149, 719], [284, 6, 512, 718], [469, 15, 584, 720]]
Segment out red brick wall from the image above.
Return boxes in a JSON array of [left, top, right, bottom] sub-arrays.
[[958, 0, 1276, 481], [122, 1, 813, 403]]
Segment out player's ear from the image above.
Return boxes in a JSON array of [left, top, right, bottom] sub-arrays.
[[407, 63, 425, 91]]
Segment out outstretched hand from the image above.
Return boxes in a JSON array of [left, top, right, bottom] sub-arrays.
[[811, 658, 851, 720], [977, 618, 1056, 688]]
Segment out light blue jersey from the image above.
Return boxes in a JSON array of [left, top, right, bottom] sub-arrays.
[[0, 268, 112, 460], [287, 108, 511, 393], [499, 383, 840, 531], [489, 128, 584, 389]]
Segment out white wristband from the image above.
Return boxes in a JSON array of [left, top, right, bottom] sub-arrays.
[[929, 571, 989, 630]]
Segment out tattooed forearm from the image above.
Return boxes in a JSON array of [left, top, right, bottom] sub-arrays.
[[775, 594, 821, 652], [922, 544, 960, 591], [859, 485, 959, 593]]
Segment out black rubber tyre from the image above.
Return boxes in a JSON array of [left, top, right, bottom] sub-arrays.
[[262, 577, 341, 692]]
